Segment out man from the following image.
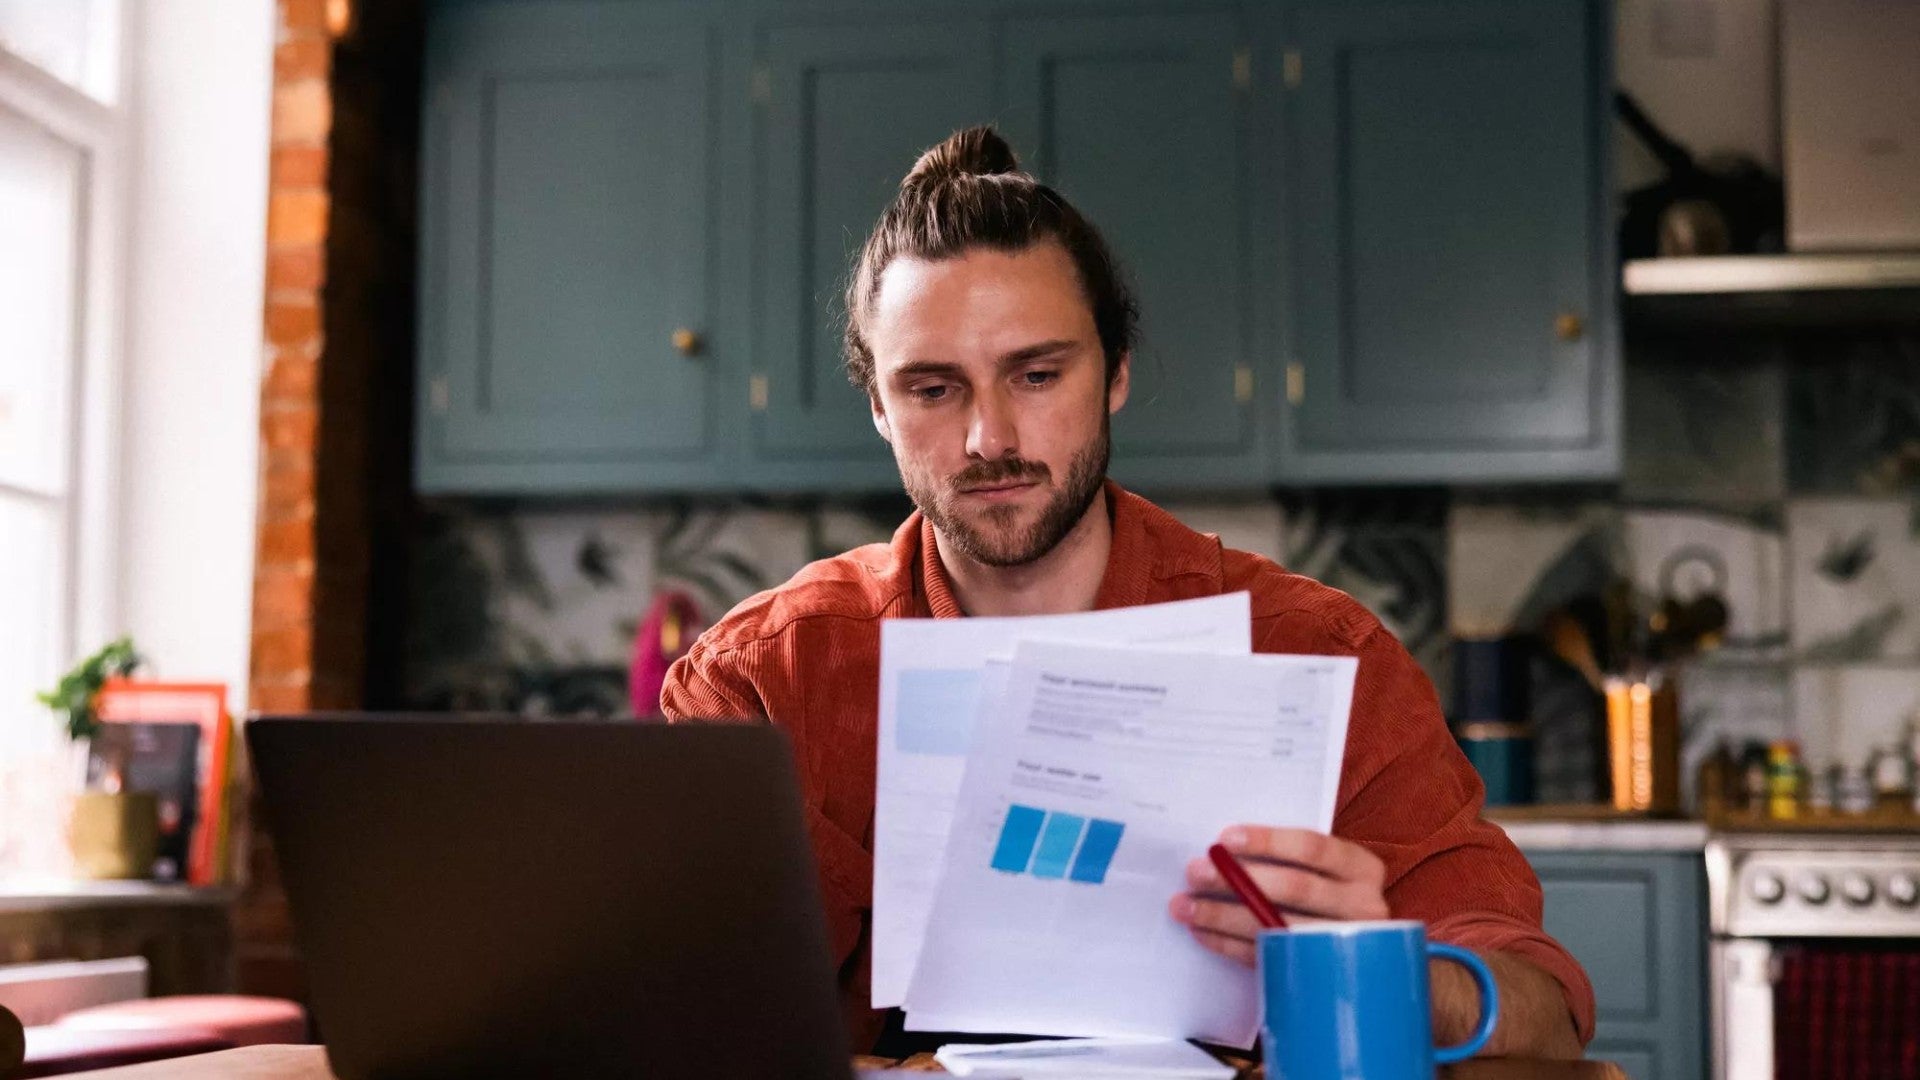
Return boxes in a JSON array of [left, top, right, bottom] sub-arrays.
[[663, 126, 1592, 1058]]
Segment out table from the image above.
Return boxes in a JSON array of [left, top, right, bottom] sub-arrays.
[[44, 1044, 1630, 1078]]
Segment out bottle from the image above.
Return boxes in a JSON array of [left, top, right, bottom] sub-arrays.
[[1766, 740, 1802, 820], [1839, 763, 1877, 815], [1739, 741, 1770, 817], [1869, 743, 1912, 811], [1806, 758, 1837, 815], [1694, 738, 1733, 821]]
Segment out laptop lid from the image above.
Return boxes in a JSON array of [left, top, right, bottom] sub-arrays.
[[247, 716, 853, 1080]]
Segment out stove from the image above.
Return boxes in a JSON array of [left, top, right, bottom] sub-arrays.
[[1706, 832, 1920, 1080]]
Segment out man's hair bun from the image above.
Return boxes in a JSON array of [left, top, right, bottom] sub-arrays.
[[844, 124, 1138, 400], [903, 125, 1021, 187]]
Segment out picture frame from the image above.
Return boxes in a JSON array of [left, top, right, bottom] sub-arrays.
[[93, 681, 233, 885]]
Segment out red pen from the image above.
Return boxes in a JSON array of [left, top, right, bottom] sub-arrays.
[[1209, 843, 1288, 929]]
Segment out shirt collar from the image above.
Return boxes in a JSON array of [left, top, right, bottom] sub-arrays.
[[908, 479, 1163, 619]]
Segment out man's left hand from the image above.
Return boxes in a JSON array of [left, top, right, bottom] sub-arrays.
[[1168, 825, 1390, 965]]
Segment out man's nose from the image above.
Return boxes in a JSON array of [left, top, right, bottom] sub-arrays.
[[965, 387, 1019, 461]]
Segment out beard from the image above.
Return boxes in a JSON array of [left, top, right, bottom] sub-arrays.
[[900, 418, 1111, 569]]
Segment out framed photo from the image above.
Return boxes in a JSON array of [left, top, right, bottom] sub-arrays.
[[93, 681, 233, 885]]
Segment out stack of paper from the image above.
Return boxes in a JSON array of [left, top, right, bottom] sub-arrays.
[[934, 1037, 1236, 1078], [874, 594, 1358, 1049]]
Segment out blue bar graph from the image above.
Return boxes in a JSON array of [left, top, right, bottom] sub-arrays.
[[989, 805, 1126, 884], [1029, 812, 1088, 879], [990, 805, 1047, 873], [1069, 819, 1126, 884]]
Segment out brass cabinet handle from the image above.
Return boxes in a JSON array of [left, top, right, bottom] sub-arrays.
[[672, 328, 704, 357], [1555, 312, 1585, 342]]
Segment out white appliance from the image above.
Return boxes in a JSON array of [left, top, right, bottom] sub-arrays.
[[1706, 832, 1920, 1080], [1781, 0, 1920, 250]]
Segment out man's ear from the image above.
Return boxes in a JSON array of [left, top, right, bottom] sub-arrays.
[[871, 393, 894, 445], [1107, 351, 1132, 416]]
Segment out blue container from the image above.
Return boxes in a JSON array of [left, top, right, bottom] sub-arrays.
[[1456, 721, 1535, 806]]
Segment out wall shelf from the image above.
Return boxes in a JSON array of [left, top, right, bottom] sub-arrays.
[[1623, 254, 1920, 328]]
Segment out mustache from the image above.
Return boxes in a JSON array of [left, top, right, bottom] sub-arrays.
[[950, 458, 1050, 490]]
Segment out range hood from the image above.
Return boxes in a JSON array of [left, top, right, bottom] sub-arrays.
[[1623, 254, 1920, 328]]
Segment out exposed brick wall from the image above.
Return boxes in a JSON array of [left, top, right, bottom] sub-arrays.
[[241, 0, 421, 1001]]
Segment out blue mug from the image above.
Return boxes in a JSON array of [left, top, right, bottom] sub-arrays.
[[1258, 920, 1498, 1080]]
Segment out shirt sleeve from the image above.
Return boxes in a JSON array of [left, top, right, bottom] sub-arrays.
[[658, 637, 873, 987], [1328, 623, 1598, 1046], [660, 638, 768, 720]]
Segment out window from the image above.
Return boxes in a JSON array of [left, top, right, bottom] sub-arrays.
[[0, 1, 125, 877]]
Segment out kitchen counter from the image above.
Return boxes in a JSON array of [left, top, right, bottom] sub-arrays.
[[1495, 819, 1710, 851], [1482, 807, 1710, 852]]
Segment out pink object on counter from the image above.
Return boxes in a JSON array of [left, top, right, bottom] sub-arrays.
[[630, 590, 705, 717]]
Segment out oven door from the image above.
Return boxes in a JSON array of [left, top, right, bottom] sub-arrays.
[[1713, 937, 1920, 1080], [1712, 940, 1775, 1080]]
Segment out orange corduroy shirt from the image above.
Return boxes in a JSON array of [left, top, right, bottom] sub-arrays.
[[661, 481, 1596, 1049]]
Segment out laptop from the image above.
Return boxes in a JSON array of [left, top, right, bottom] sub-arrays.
[[248, 716, 871, 1079]]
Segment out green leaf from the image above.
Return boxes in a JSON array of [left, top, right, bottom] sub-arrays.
[[36, 636, 142, 743]]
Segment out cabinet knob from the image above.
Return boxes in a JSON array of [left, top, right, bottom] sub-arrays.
[[1554, 312, 1585, 342], [671, 328, 704, 357]]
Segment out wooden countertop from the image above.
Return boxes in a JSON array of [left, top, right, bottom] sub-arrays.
[[43, 1043, 1630, 1079]]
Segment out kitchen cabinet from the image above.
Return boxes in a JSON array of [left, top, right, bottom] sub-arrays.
[[742, 19, 994, 490], [999, 9, 1271, 489], [1279, 0, 1619, 482], [416, 4, 728, 493], [1527, 850, 1706, 1080], [415, 0, 1619, 495]]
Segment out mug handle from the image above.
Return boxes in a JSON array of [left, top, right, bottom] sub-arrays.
[[1427, 943, 1500, 1064]]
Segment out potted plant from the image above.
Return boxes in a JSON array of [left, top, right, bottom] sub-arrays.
[[36, 637, 159, 879]]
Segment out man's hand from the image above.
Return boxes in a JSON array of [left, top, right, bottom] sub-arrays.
[[1168, 824, 1584, 1059], [1167, 825, 1389, 963]]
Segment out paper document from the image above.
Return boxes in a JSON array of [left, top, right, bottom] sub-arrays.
[[872, 594, 1252, 1007], [903, 640, 1357, 1046], [934, 1037, 1234, 1078]]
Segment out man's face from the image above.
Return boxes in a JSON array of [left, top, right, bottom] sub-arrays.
[[864, 241, 1129, 568]]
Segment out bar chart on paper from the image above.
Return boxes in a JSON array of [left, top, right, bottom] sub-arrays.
[[989, 805, 1126, 884]]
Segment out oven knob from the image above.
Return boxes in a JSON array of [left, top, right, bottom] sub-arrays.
[[1748, 871, 1786, 904], [1841, 873, 1875, 906], [1889, 874, 1920, 908], [1798, 874, 1832, 905]]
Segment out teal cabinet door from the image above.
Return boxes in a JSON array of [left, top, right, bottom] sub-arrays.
[[1001, 10, 1267, 491], [745, 20, 994, 490], [1528, 851, 1707, 1080], [1280, 0, 1618, 483], [416, 4, 723, 494]]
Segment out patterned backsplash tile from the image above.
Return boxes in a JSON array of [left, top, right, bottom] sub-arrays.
[[1787, 497, 1920, 663], [1789, 665, 1920, 774], [1677, 661, 1791, 808], [1787, 336, 1920, 495], [1447, 497, 1621, 639], [1623, 507, 1787, 662], [1623, 344, 1787, 506], [1277, 489, 1450, 695]]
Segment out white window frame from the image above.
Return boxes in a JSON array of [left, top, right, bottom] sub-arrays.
[[0, 11, 131, 682]]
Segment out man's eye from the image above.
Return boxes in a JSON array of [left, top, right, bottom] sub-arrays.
[[914, 384, 951, 402], [1021, 370, 1058, 387]]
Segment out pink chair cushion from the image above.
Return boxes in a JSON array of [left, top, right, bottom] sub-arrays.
[[54, 996, 309, 1046], [21, 1025, 233, 1077]]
